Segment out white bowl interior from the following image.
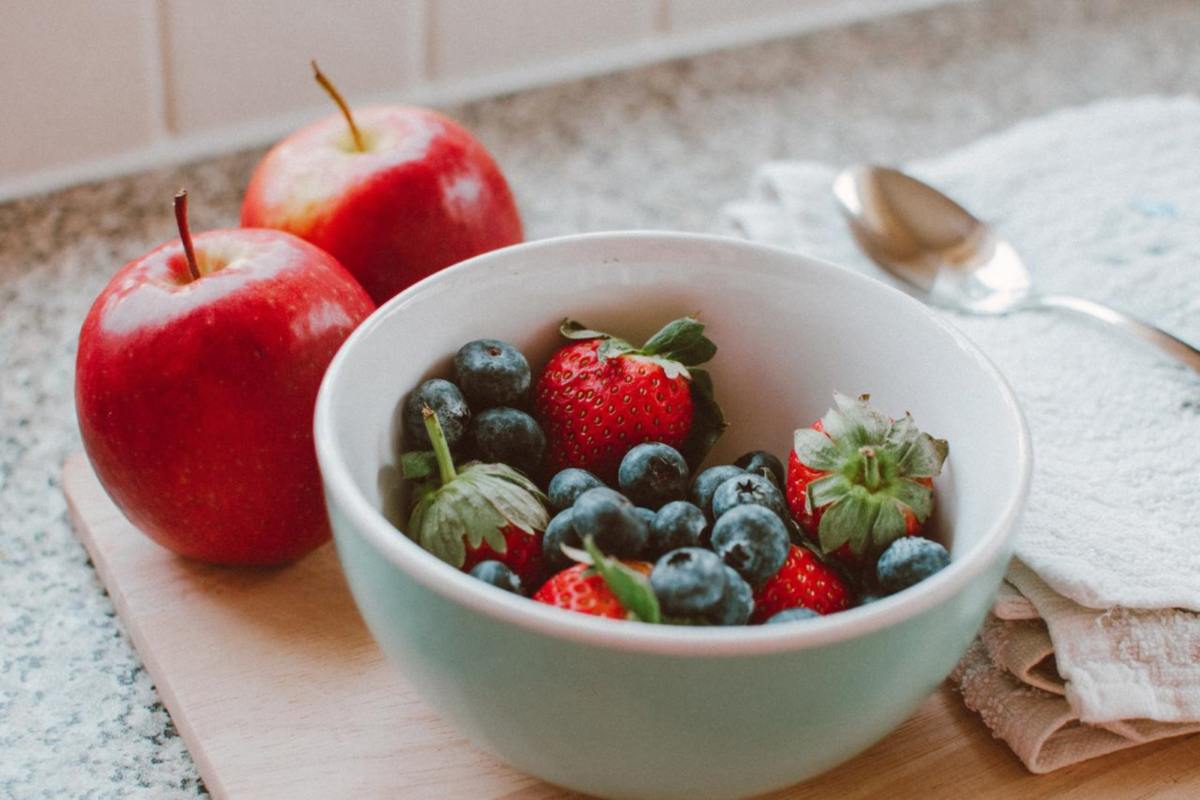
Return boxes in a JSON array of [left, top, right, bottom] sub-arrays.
[[323, 232, 1025, 619]]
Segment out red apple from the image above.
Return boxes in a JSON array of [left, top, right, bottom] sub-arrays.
[[76, 192, 375, 565], [240, 62, 523, 305]]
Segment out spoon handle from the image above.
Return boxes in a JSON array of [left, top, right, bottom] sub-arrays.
[[1034, 294, 1200, 374]]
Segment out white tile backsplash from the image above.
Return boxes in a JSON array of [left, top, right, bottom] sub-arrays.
[[1, 0, 159, 180], [666, 0, 803, 31], [428, 0, 657, 81], [0, 0, 965, 199], [162, 0, 423, 135]]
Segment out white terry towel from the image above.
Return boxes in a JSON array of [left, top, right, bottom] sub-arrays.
[[720, 96, 1200, 770]]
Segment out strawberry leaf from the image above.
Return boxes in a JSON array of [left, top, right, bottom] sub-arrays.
[[889, 477, 934, 521], [818, 493, 879, 556], [641, 317, 705, 356], [792, 428, 839, 471], [895, 433, 949, 478], [680, 368, 726, 470], [639, 317, 717, 367], [806, 473, 853, 509], [870, 499, 910, 553], [583, 536, 661, 623], [670, 336, 717, 367], [559, 542, 592, 565], [597, 338, 636, 362], [560, 318, 611, 340]]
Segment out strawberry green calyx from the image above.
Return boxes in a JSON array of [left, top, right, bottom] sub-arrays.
[[407, 408, 549, 568], [558, 317, 727, 466], [560, 316, 716, 375], [793, 393, 948, 560]]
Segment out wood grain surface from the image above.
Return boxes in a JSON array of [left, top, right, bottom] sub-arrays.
[[62, 453, 1200, 799]]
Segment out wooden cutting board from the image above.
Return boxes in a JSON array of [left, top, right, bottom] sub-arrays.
[[62, 453, 1200, 799]]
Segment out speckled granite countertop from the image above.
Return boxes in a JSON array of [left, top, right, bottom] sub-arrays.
[[4, 0, 1200, 796]]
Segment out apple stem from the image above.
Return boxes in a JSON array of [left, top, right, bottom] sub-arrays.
[[173, 190, 201, 282], [422, 406, 458, 485], [311, 59, 364, 152]]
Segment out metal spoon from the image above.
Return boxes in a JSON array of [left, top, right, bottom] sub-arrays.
[[832, 165, 1200, 373]]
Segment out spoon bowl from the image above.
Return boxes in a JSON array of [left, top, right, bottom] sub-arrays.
[[833, 165, 1200, 371]]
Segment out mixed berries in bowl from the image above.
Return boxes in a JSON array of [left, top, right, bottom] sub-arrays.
[[314, 232, 1032, 799], [398, 315, 953, 626]]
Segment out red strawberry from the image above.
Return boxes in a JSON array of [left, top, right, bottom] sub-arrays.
[[460, 526, 544, 586], [533, 560, 653, 620], [534, 317, 724, 483], [405, 407, 548, 586], [785, 393, 947, 569], [752, 544, 853, 622]]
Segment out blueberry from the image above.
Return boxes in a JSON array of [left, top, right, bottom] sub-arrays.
[[635, 507, 658, 527], [876, 537, 951, 594], [403, 378, 470, 449], [711, 473, 789, 524], [766, 607, 820, 624], [469, 560, 523, 594], [650, 548, 727, 618], [542, 508, 581, 574], [454, 339, 531, 409], [571, 487, 648, 558], [547, 468, 605, 511], [858, 593, 884, 606], [734, 450, 785, 487], [707, 565, 754, 626], [689, 464, 745, 517], [647, 501, 707, 558], [470, 407, 546, 477], [711, 504, 790, 585], [617, 443, 689, 509]]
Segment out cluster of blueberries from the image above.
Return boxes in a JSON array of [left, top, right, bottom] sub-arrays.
[[401, 338, 546, 476], [509, 442, 801, 625]]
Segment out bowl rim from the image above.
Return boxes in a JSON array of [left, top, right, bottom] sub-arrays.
[[314, 230, 1032, 657]]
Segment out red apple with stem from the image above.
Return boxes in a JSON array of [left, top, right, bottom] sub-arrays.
[[76, 191, 375, 565], [240, 61, 523, 305]]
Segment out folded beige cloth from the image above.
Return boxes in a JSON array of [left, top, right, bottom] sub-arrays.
[[951, 561, 1200, 773]]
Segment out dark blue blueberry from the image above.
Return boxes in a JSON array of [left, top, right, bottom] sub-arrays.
[[453, 339, 531, 409], [571, 487, 647, 558], [469, 560, 523, 594], [547, 468, 605, 511], [618, 443, 689, 509], [707, 565, 754, 626], [647, 501, 707, 558], [403, 378, 470, 449], [711, 473, 789, 524], [689, 464, 745, 517], [734, 450, 785, 487], [650, 547, 727, 618], [858, 593, 884, 606], [766, 607, 820, 624], [876, 537, 951, 594], [635, 507, 657, 528], [470, 407, 546, 477], [711, 504, 790, 585], [542, 508, 581, 574]]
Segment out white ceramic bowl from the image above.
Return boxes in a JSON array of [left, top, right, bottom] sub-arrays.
[[315, 231, 1032, 799]]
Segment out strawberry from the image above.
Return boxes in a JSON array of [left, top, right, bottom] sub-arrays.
[[751, 544, 853, 622], [532, 536, 658, 621], [534, 317, 725, 483], [405, 406, 549, 586], [785, 393, 948, 569]]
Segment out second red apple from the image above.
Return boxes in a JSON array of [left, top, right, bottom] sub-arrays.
[[241, 65, 523, 305]]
